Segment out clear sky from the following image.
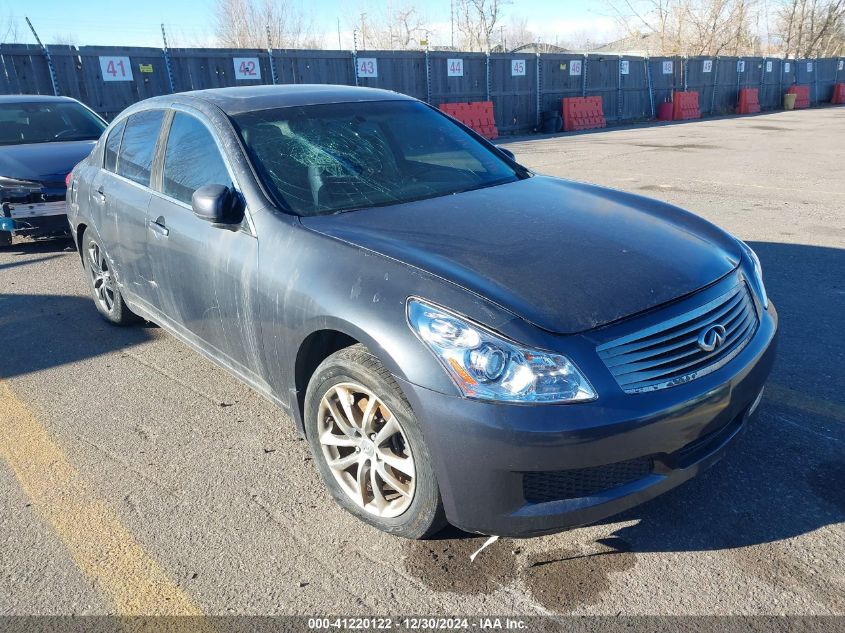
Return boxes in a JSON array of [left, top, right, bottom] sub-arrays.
[[2, 0, 621, 49]]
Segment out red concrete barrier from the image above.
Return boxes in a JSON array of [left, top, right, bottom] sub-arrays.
[[439, 101, 498, 139], [561, 96, 606, 131], [672, 91, 701, 120], [787, 85, 810, 109], [832, 83, 845, 105], [737, 88, 761, 114]]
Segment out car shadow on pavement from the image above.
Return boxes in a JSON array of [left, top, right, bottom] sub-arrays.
[[0, 292, 154, 380], [403, 242, 845, 607], [592, 241, 845, 552]]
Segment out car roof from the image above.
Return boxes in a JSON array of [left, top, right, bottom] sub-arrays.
[[148, 84, 414, 116], [0, 94, 80, 104]]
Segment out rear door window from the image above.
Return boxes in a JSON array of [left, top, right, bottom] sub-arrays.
[[103, 119, 126, 172], [161, 112, 232, 205], [116, 110, 164, 187]]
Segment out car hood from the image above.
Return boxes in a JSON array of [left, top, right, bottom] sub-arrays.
[[301, 176, 741, 334], [0, 140, 96, 185]]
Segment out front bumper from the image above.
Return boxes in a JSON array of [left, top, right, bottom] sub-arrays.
[[2, 197, 68, 237], [397, 301, 778, 537]]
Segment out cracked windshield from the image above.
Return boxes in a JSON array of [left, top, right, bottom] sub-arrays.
[[232, 100, 521, 216]]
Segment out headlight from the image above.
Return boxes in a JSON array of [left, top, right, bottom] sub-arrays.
[[738, 240, 768, 309], [407, 298, 597, 404]]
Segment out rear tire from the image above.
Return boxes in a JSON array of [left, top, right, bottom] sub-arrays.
[[82, 230, 139, 326], [304, 344, 447, 539], [0, 231, 11, 248]]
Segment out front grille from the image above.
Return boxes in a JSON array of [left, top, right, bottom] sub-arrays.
[[597, 281, 759, 394], [523, 457, 654, 503]]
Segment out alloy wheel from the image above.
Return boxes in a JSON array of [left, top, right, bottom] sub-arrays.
[[87, 240, 116, 314], [317, 382, 416, 518]]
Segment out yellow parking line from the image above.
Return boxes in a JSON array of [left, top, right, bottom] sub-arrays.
[[0, 380, 205, 617]]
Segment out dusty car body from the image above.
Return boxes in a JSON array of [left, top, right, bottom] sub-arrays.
[[1, 95, 106, 245], [68, 86, 777, 538]]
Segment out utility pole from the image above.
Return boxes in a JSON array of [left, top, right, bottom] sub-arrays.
[[360, 13, 366, 50], [450, 0, 454, 49], [337, 17, 342, 50], [25, 17, 60, 96]]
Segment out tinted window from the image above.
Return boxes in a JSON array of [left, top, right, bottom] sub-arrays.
[[0, 102, 106, 146], [116, 110, 164, 187], [162, 113, 232, 204], [232, 100, 521, 216], [103, 119, 126, 173]]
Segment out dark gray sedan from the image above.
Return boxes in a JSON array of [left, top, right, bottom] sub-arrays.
[[68, 85, 777, 538]]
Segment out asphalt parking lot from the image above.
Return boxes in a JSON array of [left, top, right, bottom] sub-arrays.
[[1, 107, 843, 617]]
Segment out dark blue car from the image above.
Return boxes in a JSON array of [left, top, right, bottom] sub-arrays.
[[0, 95, 106, 246], [67, 86, 777, 538]]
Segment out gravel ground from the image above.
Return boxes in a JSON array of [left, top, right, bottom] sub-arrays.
[[1, 107, 843, 617]]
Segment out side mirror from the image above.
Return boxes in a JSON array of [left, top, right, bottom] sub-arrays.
[[191, 184, 240, 224], [497, 146, 516, 162]]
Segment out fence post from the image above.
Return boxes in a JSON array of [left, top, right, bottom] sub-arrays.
[[535, 53, 541, 128], [160, 24, 176, 94], [266, 25, 278, 85], [485, 53, 490, 101], [617, 56, 623, 119], [352, 31, 359, 87], [646, 58, 654, 118], [683, 56, 688, 92], [711, 58, 719, 114], [581, 53, 588, 97], [425, 49, 432, 104], [760, 58, 766, 108], [814, 58, 819, 104], [25, 17, 60, 96]]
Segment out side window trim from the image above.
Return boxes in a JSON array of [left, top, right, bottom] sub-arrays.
[[154, 106, 255, 236], [102, 117, 127, 172]]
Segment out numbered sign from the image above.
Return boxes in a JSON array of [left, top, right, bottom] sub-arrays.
[[662, 60, 673, 74], [357, 58, 377, 78], [570, 59, 582, 76], [839, 60, 844, 70], [766, 60, 773, 73], [737, 60, 745, 72], [620, 60, 629, 75], [511, 59, 526, 76], [447, 59, 464, 77], [99, 56, 133, 82], [702, 60, 713, 73], [233, 57, 261, 80], [784, 62, 791, 73], [806, 61, 813, 72]]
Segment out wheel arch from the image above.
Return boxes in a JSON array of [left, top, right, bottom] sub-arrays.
[[290, 322, 410, 437]]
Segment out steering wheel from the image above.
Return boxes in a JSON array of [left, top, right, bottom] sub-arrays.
[[53, 129, 77, 140]]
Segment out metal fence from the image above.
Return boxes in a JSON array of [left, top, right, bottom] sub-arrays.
[[1, 43, 843, 132]]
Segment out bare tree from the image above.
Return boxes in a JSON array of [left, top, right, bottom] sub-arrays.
[[603, 0, 762, 55], [1, 7, 19, 43], [352, 4, 430, 49], [775, 0, 845, 56], [504, 16, 534, 50], [214, 0, 323, 49], [454, 0, 510, 52]]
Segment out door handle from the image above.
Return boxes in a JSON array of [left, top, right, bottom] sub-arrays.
[[94, 186, 106, 204], [149, 218, 169, 237]]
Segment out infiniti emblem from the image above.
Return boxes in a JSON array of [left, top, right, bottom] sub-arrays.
[[697, 324, 727, 352]]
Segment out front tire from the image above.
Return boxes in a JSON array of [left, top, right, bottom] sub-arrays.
[[0, 231, 11, 248], [82, 230, 138, 325], [305, 344, 447, 539]]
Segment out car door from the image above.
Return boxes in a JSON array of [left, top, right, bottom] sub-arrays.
[[145, 109, 264, 383], [108, 109, 166, 309]]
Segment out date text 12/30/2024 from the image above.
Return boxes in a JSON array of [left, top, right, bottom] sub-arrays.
[[308, 618, 528, 630]]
